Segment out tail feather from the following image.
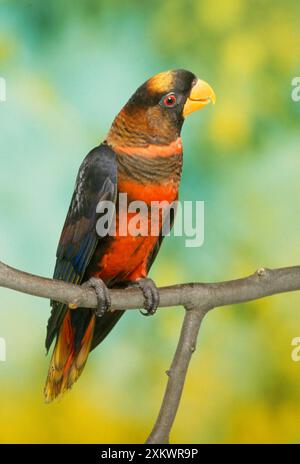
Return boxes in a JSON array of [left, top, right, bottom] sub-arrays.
[[44, 311, 95, 403]]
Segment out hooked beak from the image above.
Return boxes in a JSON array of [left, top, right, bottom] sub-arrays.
[[183, 79, 216, 117]]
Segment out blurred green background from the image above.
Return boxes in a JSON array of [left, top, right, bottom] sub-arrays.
[[1, 0, 300, 444]]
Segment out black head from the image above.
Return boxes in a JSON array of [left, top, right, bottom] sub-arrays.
[[108, 69, 215, 146]]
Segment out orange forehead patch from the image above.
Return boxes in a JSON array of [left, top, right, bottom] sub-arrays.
[[146, 71, 174, 94]]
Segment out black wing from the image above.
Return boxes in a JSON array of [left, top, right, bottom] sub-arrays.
[[45, 143, 117, 352]]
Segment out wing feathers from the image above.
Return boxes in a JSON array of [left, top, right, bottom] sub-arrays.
[[45, 143, 117, 352]]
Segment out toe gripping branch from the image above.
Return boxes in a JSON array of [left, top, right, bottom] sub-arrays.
[[134, 278, 160, 316], [82, 277, 160, 317], [83, 277, 111, 317]]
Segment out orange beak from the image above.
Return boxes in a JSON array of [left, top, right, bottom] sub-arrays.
[[183, 79, 216, 117]]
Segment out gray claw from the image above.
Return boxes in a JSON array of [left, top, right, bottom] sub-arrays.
[[83, 277, 111, 317], [135, 278, 160, 316]]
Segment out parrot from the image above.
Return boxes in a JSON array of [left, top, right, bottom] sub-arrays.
[[44, 69, 215, 402]]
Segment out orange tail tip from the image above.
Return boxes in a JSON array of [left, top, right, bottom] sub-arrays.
[[44, 311, 95, 403]]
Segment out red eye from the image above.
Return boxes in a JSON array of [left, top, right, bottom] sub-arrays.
[[163, 94, 177, 107]]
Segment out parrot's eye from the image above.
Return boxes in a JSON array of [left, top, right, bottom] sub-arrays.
[[162, 93, 177, 108]]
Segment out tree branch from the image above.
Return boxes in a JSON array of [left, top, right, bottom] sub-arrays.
[[146, 303, 210, 444], [1, 261, 300, 312], [1, 259, 300, 443]]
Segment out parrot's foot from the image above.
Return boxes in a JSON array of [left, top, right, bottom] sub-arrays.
[[131, 278, 160, 316], [83, 277, 111, 317]]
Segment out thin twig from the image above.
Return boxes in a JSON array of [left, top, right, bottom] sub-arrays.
[[146, 303, 211, 444]]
